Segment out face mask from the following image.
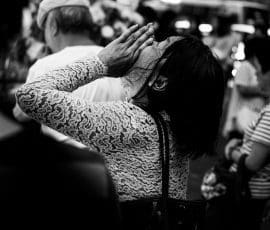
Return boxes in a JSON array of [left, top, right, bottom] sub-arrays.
[[120, 36, 183, 100]]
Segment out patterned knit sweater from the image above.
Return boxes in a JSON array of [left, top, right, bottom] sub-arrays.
[[16, 55, 189, 201]]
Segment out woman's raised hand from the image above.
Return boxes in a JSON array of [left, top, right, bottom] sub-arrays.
[[98, 23, 155, 77]]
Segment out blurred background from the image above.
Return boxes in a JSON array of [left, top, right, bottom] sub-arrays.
[[1, 0, 270, 110], [1, 0, 270, 199]]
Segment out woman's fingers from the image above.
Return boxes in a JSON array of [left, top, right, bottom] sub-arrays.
[[117, 24, 139, 43], [133, 37, 154, 59], [125, 23, 153, 46], [128, 27, 155, 53], [98, 22, 155, 76], [118, 23, 153, 45]]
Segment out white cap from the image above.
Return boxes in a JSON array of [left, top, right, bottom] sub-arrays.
[[37, 0, 90, 29]]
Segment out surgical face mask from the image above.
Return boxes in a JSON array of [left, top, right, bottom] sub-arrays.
[[120, 36, 182, 100]]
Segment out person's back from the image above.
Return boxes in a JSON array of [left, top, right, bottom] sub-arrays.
[[27, 45, 124, 103], [0, 111, 121, 229], [26, 45, 124, 145], [13, 0, 125, 146]]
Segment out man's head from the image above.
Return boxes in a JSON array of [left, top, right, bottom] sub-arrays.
[[37, 0, 94, 52], [251, 37, 270, 93], [37, 0, 91, 29]]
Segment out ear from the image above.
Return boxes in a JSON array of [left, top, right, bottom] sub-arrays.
[[147, 57, 168, 87], [50, 19, 59, 36], [151, 75, 168, 92]]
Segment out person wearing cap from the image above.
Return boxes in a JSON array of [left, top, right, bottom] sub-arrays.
[[16, 24, 225, 229], [13, 0, 125, 148]]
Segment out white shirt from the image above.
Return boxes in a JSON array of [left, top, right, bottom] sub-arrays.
[[234, 61, 264, 111], [223, 61, 265, 135], [14, 45, 125, 147]]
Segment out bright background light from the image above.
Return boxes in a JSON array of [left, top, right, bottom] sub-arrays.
[[231, 24, 255, 34], [199, 24, 213, 34], [160, 0, 182, 4], [233, 42, 245, 61], [174, 20, 191, 29]]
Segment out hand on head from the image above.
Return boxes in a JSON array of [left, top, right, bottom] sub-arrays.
[[98, 23, 155, 77]]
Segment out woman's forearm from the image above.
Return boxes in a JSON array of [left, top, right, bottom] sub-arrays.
[[16, 55, 107, 115], [230, 145, 269, 172]]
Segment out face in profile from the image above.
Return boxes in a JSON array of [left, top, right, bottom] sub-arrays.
[[121, 36, 182, 99]]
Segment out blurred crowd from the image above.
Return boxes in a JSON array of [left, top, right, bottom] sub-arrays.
[[1, 1, 270, 105]]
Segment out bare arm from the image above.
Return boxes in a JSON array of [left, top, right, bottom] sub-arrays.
[[226, 107, 270, 172], [230, 142, 270, 172], [15, 24, 155, 151], [237, 85, 267, 98], [16, 23, 154, 120]]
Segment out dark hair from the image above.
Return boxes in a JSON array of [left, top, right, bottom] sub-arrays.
[[251, 37, 270, 74], [215, 15, 236, 37], [254, 22, 268, 37], [149, 35, 225, 158], [244, 37, 258, 60], [50, 6, 94, 35]]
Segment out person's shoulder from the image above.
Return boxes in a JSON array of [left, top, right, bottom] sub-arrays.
[[35, 45, 103, 65], [84, 45, 103, 52], [65, 45, 103, 55], [235, 61, 254, 80], [263, 104, 270, 114], [239, 60, 251, 68], [73, 77, 124, 101], [240, 60, 255, 70], [257, 104, 270, 123], [0, 128, 104, 164], [238, 61, 255, 73], [31, 52, 62, 70], [26, 53, 62, 82]]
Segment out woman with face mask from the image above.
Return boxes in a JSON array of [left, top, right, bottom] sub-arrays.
[[16, 23, 225, 230]]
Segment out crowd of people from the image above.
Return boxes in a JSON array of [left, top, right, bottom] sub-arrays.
[[0, 0, 270, 230]]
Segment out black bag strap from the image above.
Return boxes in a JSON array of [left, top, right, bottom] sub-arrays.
[[148, 111, 170, 230], [235, 154, 251, 204]]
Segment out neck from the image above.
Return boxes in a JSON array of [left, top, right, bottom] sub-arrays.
[[53, 33, 95, 52]]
